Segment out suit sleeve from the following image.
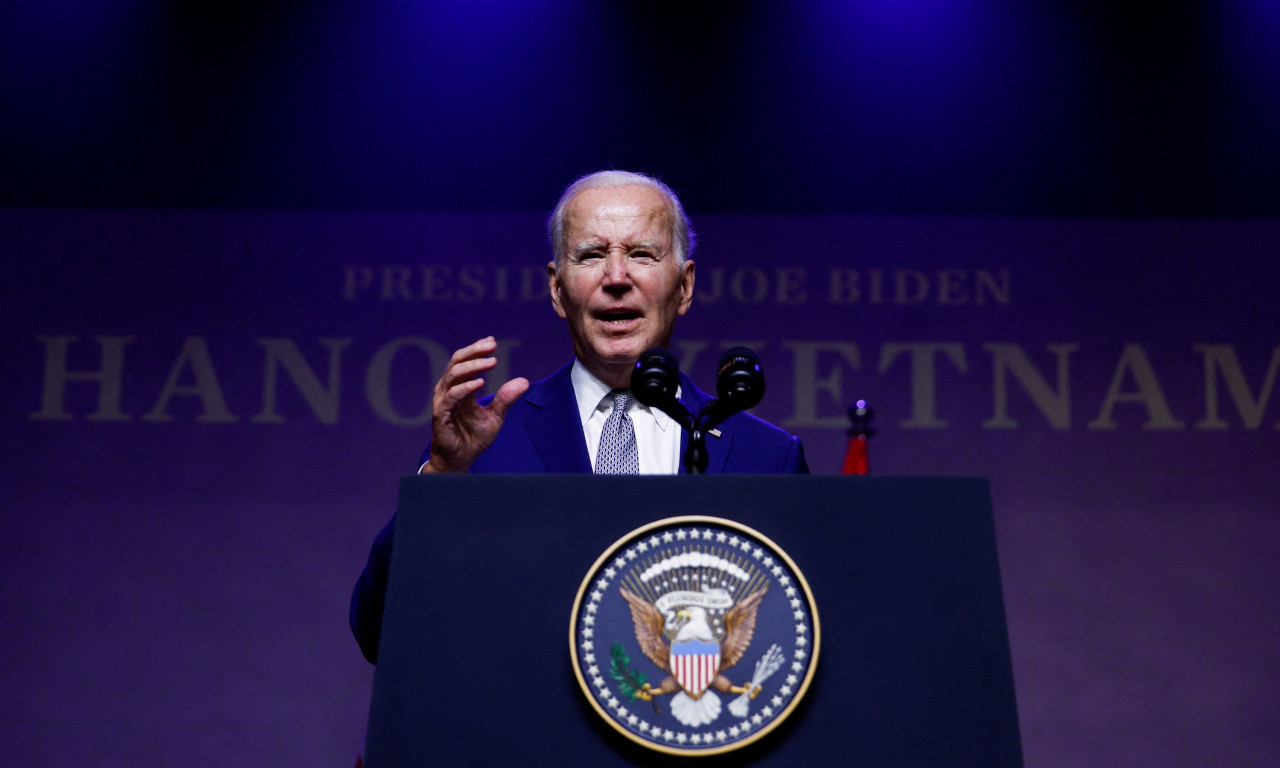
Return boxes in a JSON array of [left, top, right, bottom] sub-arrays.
[[350, 513, 395, 664], [784, 435, 810, 474]]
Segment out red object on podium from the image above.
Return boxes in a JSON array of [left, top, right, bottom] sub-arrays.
[[842, 436, 870, 475], [842, 400, 874, 475]]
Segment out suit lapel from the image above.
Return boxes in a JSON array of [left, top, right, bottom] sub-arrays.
[[523, 363, 593, 473], [678, 373, 731, 474], [519, 365, 735, 474]]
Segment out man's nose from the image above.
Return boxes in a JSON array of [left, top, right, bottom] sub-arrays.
[[601, 252, 631, 287]]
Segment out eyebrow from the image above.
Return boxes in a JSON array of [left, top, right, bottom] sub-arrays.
[[571, 240, 664, 256]]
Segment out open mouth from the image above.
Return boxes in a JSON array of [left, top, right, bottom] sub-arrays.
[[597, 309, 642, 326]]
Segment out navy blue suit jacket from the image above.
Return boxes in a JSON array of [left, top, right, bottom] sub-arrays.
[[351, 362, 808, 662]]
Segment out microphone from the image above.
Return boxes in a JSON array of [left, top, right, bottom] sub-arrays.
[[696, 346, 765, 435], [715, 346, 765, 411], [631, 346, 767, 474], [631, 347, 682, 411]]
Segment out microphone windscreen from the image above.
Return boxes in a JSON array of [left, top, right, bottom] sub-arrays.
[[632, 348, 680, 407], [716, 346, 764, 409]]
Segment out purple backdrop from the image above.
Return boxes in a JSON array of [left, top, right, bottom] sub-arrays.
[[3, 210, 1277, 766]]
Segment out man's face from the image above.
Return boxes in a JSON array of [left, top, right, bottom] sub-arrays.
[[549, 185, 695, 387]]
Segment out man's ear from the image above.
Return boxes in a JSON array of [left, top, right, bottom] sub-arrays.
[[548, 261, 567, 319], [677, 260, 696, 316]]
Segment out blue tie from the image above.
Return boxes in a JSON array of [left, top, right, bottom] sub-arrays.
[[595, 390, 639, 474]]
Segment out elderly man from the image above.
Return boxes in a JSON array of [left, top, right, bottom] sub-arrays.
[[351, 170, 807, 662]]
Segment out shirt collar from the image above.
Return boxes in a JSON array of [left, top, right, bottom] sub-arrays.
[[570, 359, 677, 432]]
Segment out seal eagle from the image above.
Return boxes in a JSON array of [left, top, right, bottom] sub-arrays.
[[620, 584, 767, 727]]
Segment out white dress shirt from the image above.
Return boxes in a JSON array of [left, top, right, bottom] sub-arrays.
[[571, 360, 681, 475]]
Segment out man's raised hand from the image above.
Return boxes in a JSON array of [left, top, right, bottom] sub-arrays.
[[421, 336, 529, 474]]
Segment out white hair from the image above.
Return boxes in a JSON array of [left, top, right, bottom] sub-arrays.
[[547, 170, 696, 270]]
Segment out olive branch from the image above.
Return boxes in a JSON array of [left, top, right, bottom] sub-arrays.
[[610, 641, 661, 714]]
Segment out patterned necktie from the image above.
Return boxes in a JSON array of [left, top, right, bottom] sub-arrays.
[[595, 390, 639, 474]]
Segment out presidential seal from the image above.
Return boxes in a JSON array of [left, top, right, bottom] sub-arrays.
[[570, 516, 820, 756]]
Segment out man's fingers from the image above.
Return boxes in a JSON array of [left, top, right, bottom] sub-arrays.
[[436, 337, 501, 394], [446, 336, 498, 367], [436, 377, 486, 413], [438, 355, 497, 392], [486, 377, 530, 419]]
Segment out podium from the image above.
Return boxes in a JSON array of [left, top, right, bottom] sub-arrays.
[[364, 475, 1022, 766]]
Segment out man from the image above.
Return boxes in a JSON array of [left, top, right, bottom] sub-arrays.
[[351, 171, 807, 662]]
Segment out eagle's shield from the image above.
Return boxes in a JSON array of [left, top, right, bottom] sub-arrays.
[[671, 639, 720, 696]]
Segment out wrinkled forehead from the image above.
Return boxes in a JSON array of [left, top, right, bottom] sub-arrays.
[[565, 186, 674, 244]]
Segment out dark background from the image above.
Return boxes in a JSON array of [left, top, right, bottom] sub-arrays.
[[4, 1, 1276, 217]]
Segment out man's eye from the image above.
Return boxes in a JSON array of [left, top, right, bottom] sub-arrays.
[[632, 251, 656, 262]]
